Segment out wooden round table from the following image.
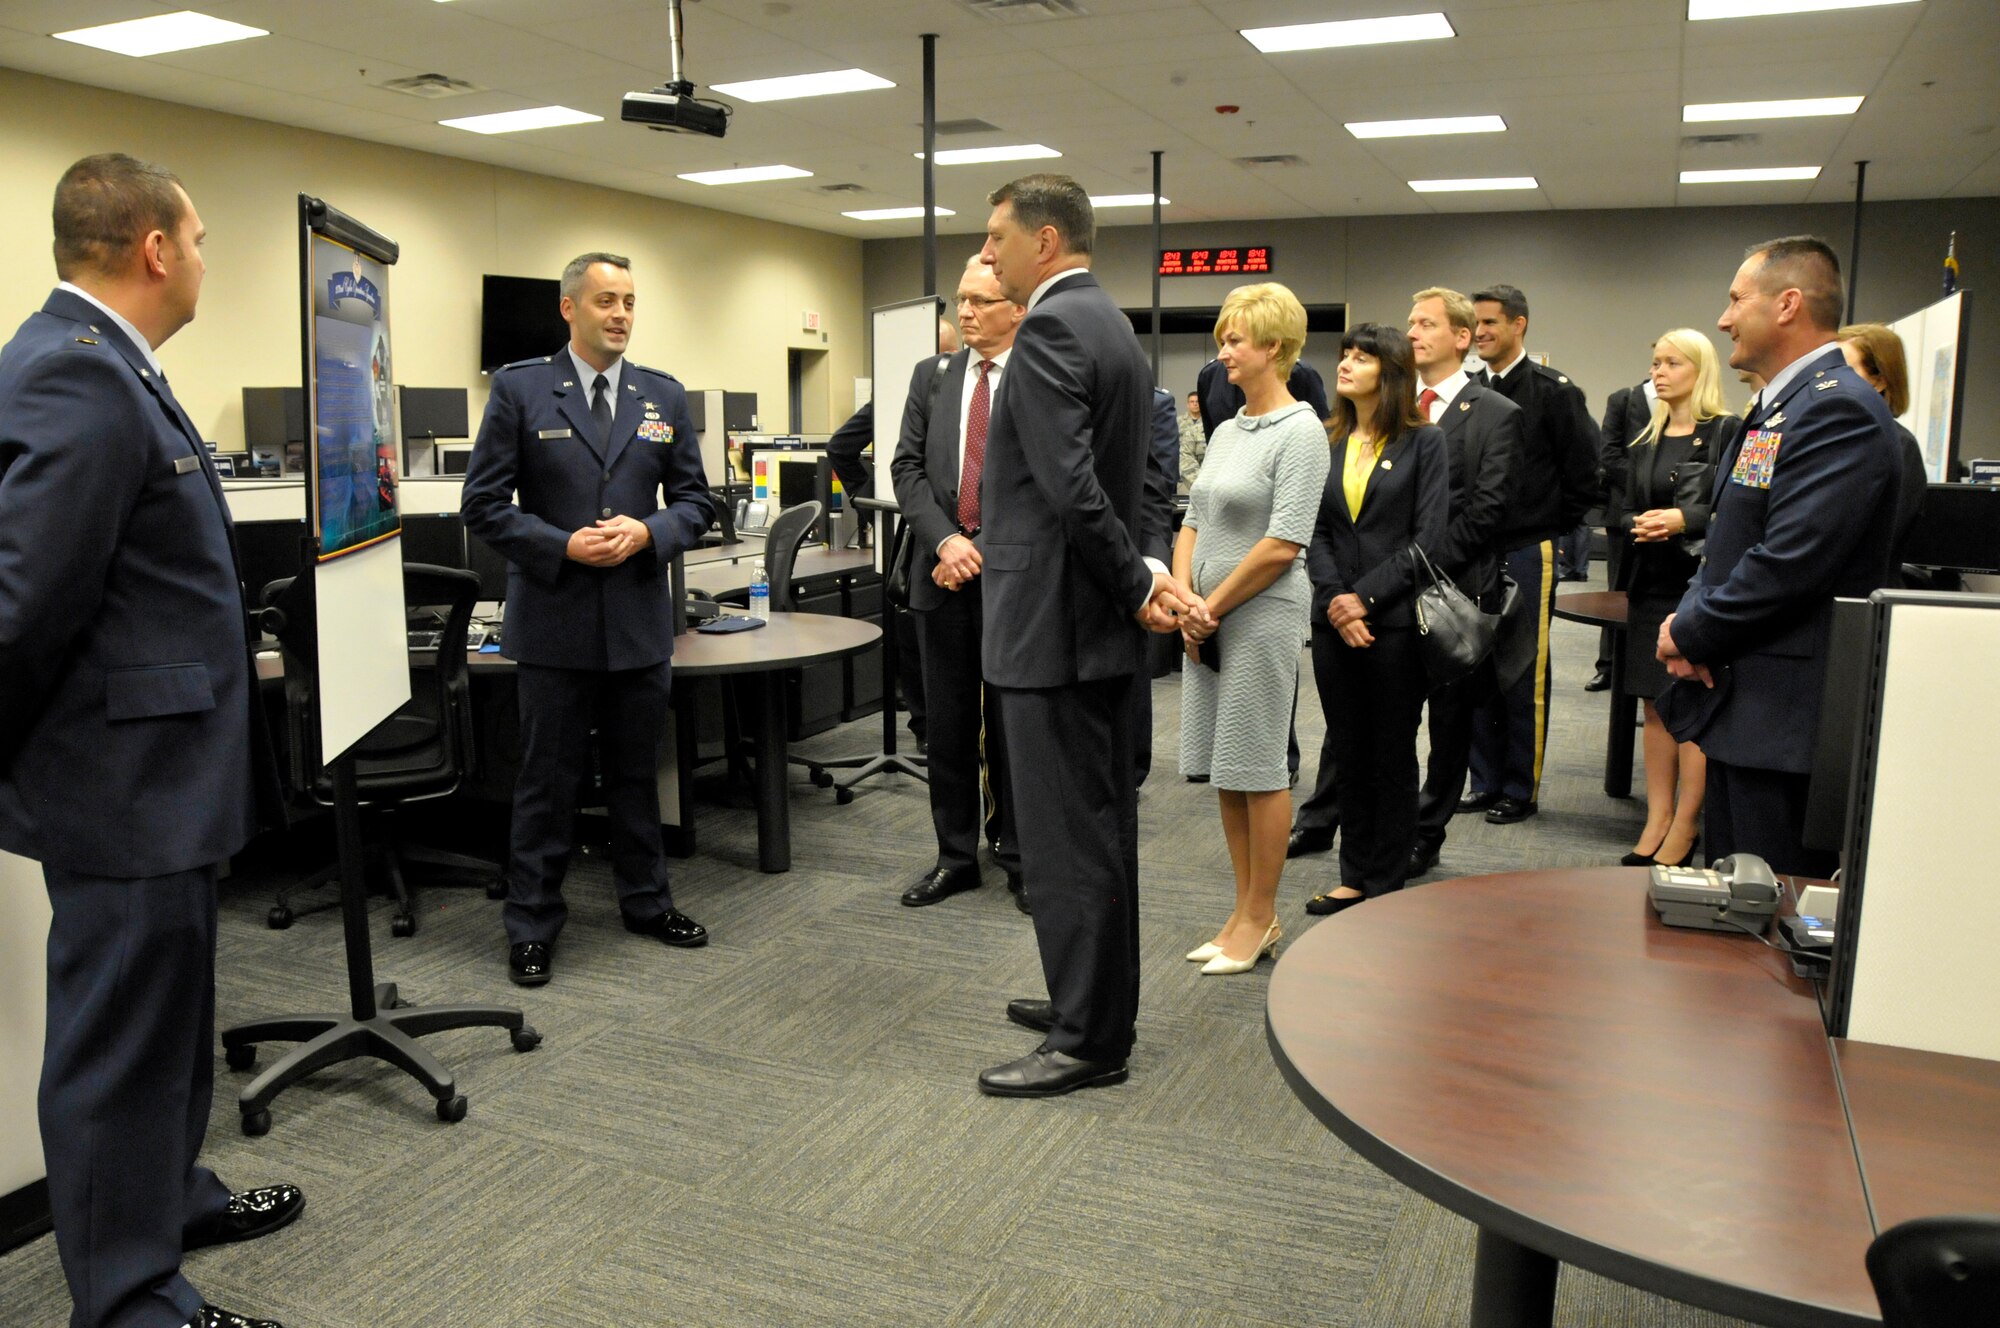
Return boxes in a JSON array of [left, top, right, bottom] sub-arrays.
[[1265, 869, 1882, 1328], [1553, 590, 1636, 798]]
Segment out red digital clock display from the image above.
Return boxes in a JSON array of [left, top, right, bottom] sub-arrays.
[[1158, 246, 1272, 277]]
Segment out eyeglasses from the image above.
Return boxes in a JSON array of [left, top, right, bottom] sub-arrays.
[[955, 295, 1010, 309]]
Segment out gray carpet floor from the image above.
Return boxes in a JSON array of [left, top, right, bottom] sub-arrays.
[[0, 566, 1760, 1327]]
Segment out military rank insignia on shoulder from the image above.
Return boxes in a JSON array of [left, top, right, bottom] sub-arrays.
[[74, 336, 98, 345], [496, 356, 548, 375]]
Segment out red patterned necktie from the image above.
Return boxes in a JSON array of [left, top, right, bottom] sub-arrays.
[[957, 359, 993, 532], [1417, 387, 1439, 420]]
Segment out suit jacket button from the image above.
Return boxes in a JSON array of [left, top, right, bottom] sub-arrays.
[[603, 471, 612, 481], [601, 507, 614, 518]]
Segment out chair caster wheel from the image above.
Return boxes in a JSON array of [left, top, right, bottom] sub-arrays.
[[266, 905, 293, 930], [511, 1025, 542, 1053], [485, 879, 506, 900], [811, 769, 832, 788], [390, 914, 416, 938], [437, 1094, 468, 1123], [835, 787, 854, 806], [225, 1043, 257, 1072], [242, 1110, 271, 1137]]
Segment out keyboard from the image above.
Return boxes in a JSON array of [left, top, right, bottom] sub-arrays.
[[407, 629, 442, 650]]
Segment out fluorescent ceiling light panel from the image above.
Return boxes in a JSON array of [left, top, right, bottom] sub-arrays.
[[1689, 0, 1917, 18], [1684, 96, 1863, 120], [842, 206, 957, 221], [709, 69, 894, 102], [1243, 12, 1454, 53], [1347, 115, 1506, 139], [678, 165, 813, 185], [440, 106, 603, 134], [917, 144, 1063, 166], [1089, 194, 1171, 208], [1680, 166, 1821, 183], [53, 10, 267, 57], [1409, 176, 1538, 193]]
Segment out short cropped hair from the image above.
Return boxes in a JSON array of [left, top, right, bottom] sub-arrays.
[[560, 251, 631, 302], [1214, 282, 1308, 378], [988, 174, 1093, 256], [1745, 235, 1843, 332], [1411, 286, 1476, 334], [1470, 283, 1529, 325], [1837, 321, 1910, 415], [52, 153, 187, 280]]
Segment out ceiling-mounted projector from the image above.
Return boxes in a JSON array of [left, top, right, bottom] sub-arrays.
[[621, 86, 728, 138]]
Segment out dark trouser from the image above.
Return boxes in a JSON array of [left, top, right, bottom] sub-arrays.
[[1291, 664, 1337, 833], [1313, 626, 1426, 897], [1414, 658, 1491, 852], [42, 864, 233, 1328], [1471, 541, 1555, 803], [997, 674, 1141, 1063], [1557, 523, 1589, 576], [912, 581, 1016, 875], [1705, 760, 1837, 880], [506, 660, 674, 945], [894, 605, 927, 741]]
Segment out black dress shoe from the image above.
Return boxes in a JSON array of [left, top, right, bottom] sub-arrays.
[[901, 864, 981, 907], [978, 1046, 1127, 1097], [1006, 998, 1054, 1033], [1619, 848, 1657, 867], [184, 1184, 304, 1252], [623, 908, 709, 947], [1407, 840, 1441, 878], [508, 941, 552, 986], [1006, 871, 1031, 916], [1456, 790, 1499, 814], [1286, 829, 1334, 859], [1584, 668, 1611, 693], [1305, 890, 1367, 916], [188, 1307, 283, 1328], [1485, 797, 1538, 825]]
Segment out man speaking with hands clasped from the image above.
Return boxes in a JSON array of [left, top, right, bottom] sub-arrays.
[[462, 252, 714, 987]]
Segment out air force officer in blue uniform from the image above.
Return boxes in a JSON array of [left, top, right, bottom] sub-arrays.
[[1, 155, 297, 1328], [462, 253, 713, 986], [1660, 236, 1899, 877]]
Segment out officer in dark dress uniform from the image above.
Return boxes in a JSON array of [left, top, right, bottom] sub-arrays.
[[462, 253, 714, 986]]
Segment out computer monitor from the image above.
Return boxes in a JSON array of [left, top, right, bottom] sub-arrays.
[[1899, 483, 2000, 573], [1802, 597, 1875, 854], [400, 512, 467, 572], [242, 387, 305, 447], [399, 387, 469, 442], [466, 530, 509, 602], [235, 518, 308, 602], [480, 275, 566, 372]]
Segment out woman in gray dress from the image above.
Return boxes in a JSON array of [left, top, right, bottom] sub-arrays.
[[1176, 283, 1331, 975]]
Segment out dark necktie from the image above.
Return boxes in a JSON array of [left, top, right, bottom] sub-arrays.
[[957, 359, 992, 532], [591, 373, 612, 444]]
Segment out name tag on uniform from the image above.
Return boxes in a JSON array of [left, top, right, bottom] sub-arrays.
[[173, 455, 202, 475], [1730, 429, 1781, 489], [637, 420, 674, 444], [537, 428, 573, 440]]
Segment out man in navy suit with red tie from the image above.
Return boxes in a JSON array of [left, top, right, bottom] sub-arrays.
[[0, 154, 297, 1328]]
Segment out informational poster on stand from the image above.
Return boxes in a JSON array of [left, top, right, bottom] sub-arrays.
[[308, 233, 401, 558]]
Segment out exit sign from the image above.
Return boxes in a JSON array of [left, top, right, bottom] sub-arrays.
[[1158, 246, 1272, 277]]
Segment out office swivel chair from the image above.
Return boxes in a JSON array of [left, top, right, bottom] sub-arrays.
[[703, 503, 831, 790], [1866, 1215, 2000, 1326], [263, 564, 504, 937]]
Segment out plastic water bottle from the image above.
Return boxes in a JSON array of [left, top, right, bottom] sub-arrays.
[[749, 559, 770, 621]]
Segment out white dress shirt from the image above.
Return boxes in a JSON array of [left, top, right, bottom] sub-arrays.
[[57, 281, 163, 379]]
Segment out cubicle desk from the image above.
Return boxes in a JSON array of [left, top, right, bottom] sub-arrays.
[[1552, 590, 1635, 798], [1833, 1039, 2000, 1233], [1266, 870, 1899, 1328], [0, 851, 50, 1250]]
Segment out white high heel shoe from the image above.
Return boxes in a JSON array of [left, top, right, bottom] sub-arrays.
[[1186, 941, 1224, 962], [1200, 920, 1281, 975]]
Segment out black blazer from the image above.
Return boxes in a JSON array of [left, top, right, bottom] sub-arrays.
[[1307, 423, 1451, 630], [1889, 420, 1928, 571], [889, 350, 972, 613], [1197, 356, 1331, 442], [979, 271, 1157, 688], [1430, 383, 1521, 600], [1607, 414, 1741, 598], [1485, 360, 1604, 548]]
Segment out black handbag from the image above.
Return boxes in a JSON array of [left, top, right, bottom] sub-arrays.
[[1411, 543, 1497, 691]]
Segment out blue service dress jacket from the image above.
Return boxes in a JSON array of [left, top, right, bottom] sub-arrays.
[[461, 352, 713, 672], [1669, 346, 1900, 774], [0, 288, 263, 878]]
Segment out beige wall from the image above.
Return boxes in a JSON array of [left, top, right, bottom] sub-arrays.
[[865, 197, 1997, 457], [0, 68, 864, 458]]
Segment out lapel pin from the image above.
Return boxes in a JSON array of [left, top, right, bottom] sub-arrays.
[[1381, 459, 1394, 471], [1458, 401, 1470, 412], [562, 380, 574, 388]]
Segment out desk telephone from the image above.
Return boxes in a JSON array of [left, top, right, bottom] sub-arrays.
[[1648, 854, 1780, 933]]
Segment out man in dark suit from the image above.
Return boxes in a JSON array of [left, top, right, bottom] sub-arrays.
[[1404, 288, 1524, 878], [0, 154, 297, 1328], [462, 253, 714, 986], [972, 174, 1188, 1097], [1659, 236, 1899, 877], [1464, 283, 1603, 824], [1584, 377, 1654, 691], [889, 256, 1027, 912]]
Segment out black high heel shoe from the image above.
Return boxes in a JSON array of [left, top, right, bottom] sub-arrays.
[[1621, 832, 1668, 867], [1654, 834, 1701, 869]]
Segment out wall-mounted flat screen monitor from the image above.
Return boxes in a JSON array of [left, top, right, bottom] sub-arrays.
[[400, 386, 470, 440], [480, 275, 567, 373]]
